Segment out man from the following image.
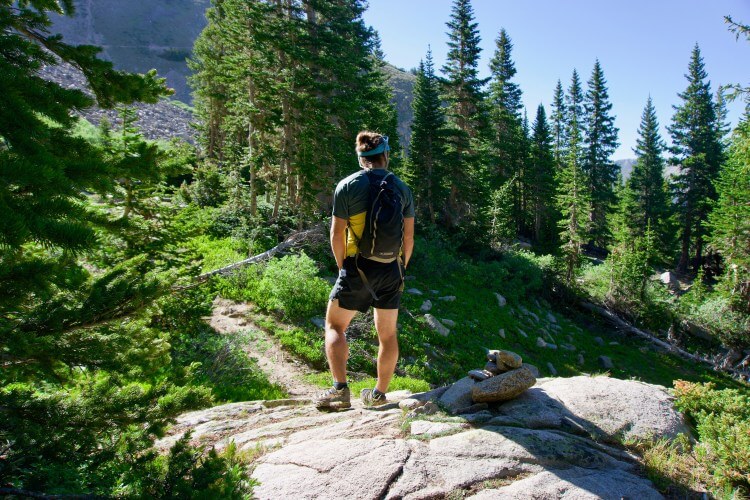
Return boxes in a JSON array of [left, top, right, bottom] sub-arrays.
[[314, 131, 415, 410]]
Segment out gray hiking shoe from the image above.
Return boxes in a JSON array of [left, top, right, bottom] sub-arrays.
[[360, 388, 388, 407], [314, 386, 351, 410]]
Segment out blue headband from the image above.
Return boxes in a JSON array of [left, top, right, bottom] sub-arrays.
[[357, 136, 390, 157]]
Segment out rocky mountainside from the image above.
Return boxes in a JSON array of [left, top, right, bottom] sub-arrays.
[[49, 1, 416, 146], [158, 375, 687, 499]]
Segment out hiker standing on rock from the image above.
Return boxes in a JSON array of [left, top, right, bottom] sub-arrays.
[[314, 131, 415, 410]]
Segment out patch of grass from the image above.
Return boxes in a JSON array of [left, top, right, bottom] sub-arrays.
[[254, 317, 326, 369], [305, 373, 430, 395]]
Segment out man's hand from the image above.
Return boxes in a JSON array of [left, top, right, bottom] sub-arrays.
[[403, 217, 415, 269]]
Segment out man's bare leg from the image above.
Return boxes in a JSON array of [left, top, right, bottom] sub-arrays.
[[325, 299, 357, 384], [373, 307, 399, 393]]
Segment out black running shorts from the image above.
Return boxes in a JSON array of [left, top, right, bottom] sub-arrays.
[[329, 256, 403, 312]]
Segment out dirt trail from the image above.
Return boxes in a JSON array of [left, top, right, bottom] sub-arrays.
[[208, 298, 320, 398]]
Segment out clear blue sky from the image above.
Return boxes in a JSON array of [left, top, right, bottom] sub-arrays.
[[363, 0, 750, 160]]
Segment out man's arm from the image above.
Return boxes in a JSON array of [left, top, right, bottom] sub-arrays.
[[403, 217, 415, 268], [331, 216, 348, 270]]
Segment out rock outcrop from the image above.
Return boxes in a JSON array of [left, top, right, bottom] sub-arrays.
[[158, 375, 688, 499]]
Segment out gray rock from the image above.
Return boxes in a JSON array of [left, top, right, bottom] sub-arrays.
[[460, 410, 494, 424], [497, 350, 523, 370], [471, 366, 536, 403], [410, 386, 450, 402], [498, 328, 506, 338], [493, 376, 690, 443], [430, 289, 439, 294], [546, 343, 558, 350], [536, 337, 547, 348], [398, 398, 424, 411], [547, 362, 558, 376], [494, 293, 507, 307], [567, 335, 574, 342], [517, 328, 528, 338], [577, 354, 585, 365], [455, 403, 489, 415], [438, 295, 456, 301], [410, 421, 466, 436], [546, 311, 557, 323], [468, 369, 492, 381], [609, 341, 620, 346], [424, 314, 450, 336], [310, 317, 325, 329], [406, 288, 423, 295], [468, 467, 662, 500], [420, 299, 432, 312], [408, 401, 439, 417], [598, 355, 614, 369], [522, 363, 540, 378], [594, 337, 605, 346], [439, 376, 475, 413], [441, 318, 455, 327], [561, 343, 576, 351], [484, 360, 502, 375]]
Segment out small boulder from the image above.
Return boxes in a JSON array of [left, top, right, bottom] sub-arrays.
[[522, 363, 540, 378], [517, 328, 528, 338], [536, 337, 547, 348], [494, 293, 507, 307], [484, 361, 502, 375], [406, 288, 423, 295], [561, 343, 576, 351], [598, 355, 614, 370], [547, 362, 558, 376], [471, 366, 536, 403], [310, 317, 325, 329], [577, 354, 585, 365], [468, 369, 492, 382], [399, 398, 424, 410], [420, 300, 433, 312], [441, 318, 456, 327], [498, 328, 506, 339], [438, 295, 456, 302], [594, 337, 605, 346], [546, 312, 557, 323], [496, 350, 523, 370], [424, 314, 450, 336], [546, 343, 558, 350], [439, 376, 475, 413], [455, 402, 489, 415]]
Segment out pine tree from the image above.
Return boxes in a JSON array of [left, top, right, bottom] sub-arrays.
[[0, 1, 212, 491], [528, 104, 558, 250], [707, 118, 750, 312], [556, 70, 590, 283], [583, 60, 620, 249], [551, 80, 567, 166], [441, 0, 489, 229], [668, 44, 725, 272], [625, 97, 673, 261], [408, 49, 447, 224], [488, 28, 527, 235]]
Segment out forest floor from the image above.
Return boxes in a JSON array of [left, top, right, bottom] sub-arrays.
[[208, 297, 319, 398]]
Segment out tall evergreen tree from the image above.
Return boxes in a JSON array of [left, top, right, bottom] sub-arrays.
[[528, 104, 558, 250], [583, 60, 620, 248], [625, 97, 673, 260], [488, 28, 527, 234], [0, 1, 214, 491], [408, 49, 447, 225], [551, 79, 567, 166], [668, 44, 725, 272], [441, 0, 488, 228], [556, 70, 590, 282], [707, 118, 750, 313]]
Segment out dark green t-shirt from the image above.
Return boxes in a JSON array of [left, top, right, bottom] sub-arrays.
[[332, 168, 414, 257]]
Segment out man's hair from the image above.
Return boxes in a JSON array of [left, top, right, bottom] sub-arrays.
[[355, 131, 387, 167]]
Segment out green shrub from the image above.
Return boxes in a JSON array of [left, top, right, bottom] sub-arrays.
[[683, 295, 750, 350], [256, 253, 329, 321], [674, 380, 750, 495]]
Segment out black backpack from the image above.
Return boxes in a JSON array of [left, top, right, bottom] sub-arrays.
[[356, 170, 404, 263]]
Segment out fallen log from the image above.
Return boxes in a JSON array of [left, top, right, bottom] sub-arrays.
[[173, 228, 323, 290], [580, 301, 748, 381]]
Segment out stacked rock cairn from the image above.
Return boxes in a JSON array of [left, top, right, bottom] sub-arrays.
[[468, 350, 536, 403]]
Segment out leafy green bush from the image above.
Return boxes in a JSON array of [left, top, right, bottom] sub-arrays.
[[255, 253, 329, 321], [682, 294, 750, 350], [673, 380, 750, 495]]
